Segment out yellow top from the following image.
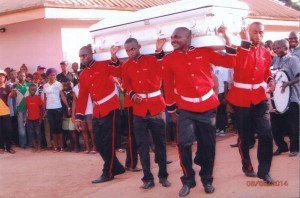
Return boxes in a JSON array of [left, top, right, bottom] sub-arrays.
[[0, 98, 10, 116]]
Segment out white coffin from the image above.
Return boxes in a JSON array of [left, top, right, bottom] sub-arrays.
[[90, 0, 249, 61]]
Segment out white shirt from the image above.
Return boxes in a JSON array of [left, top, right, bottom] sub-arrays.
[[43, 81, 62, 109], [213, 66, 230, 93], [73, 84, 93, 115]]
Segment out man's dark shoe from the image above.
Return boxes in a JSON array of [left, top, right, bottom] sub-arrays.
[[243, 169, 257, 177], [7, 149, 16, 154], [258, 174, 274, 184], [140, 181, 155, 189], [125, 166, 142, 172], [289, 151, 299, 157], [273, 148, 288, 156], [203, 183, 215, 194], [230, 143, 238, 148], [91, 175, 114, 184], [179, 185, 190, 197], [159, 178, 171, 187]]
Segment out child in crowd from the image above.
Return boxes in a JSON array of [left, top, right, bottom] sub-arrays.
[[61, 78, 79, 152], [72, 82, 96, 154], [25, 84, 43, 152]]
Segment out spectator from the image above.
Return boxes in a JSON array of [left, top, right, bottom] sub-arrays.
[[36, 65, 46, 76], [43, 68, 69, 152], [26, 73, 33, 83], [71, 62, 80, 86], [10, 71, 31, 149], [7, 69, 19, 146], [72, 82, 96, 154], [61, 78, 79, 152], [20, 64, 28, 74], [39, 73, 52, 149], [213, 65, 230, 136], [56, 61, 74, 84], [0, 70, 15, 154], [288, 32, 300, 59], [25, 84, 43, 152]]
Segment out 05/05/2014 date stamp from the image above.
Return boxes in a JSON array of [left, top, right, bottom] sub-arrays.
[[246, 180, 288, 187]]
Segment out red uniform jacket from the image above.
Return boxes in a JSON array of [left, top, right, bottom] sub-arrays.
[[75, 60, 121, 120], [163, 47, 235, 113], [122, 55, 165, 117], [226, 42, 272, 107]]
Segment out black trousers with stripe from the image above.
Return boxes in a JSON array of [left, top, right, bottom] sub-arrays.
[[233, 101, 273, 177], [134, 111, 168, 182], [123, 107, 139, 169], [93, 109, 125, 178], [177, 109, 216, 187]]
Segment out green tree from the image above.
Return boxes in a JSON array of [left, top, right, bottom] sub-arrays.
[[279, 0, 300, 11]]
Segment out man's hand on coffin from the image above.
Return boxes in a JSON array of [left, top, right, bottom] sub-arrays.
[[156, 38, 167, 52]]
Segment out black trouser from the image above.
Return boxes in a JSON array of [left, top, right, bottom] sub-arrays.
[[92, 109, 125, 178], [178, 109, 216, 187], [10, 115, 19, 146], [122, 107, 138, 169], [233, 101, 273, 177], [0, 115, 12, 150], [134, 111, 168, 182], [271, 102, 299, 152], [216, 93, 228, 131]]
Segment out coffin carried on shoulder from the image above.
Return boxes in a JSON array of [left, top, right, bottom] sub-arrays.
[[89, 0, 249, 61]]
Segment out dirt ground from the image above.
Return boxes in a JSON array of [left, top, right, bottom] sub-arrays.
[[0, 133, 299, 198]]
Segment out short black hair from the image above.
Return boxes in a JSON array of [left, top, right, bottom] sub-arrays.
[[40, 73, 47, 79], [124, 38, 139, 45], [29, 83, 37, 88], [61, 78, 71, 83], [26, 73, 33, 79]]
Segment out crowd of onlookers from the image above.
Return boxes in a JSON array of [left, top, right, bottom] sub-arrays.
[[0, 31, 299, 157]]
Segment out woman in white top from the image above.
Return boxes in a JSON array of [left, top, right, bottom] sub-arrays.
[[43, 68, 69, 152], [72, 82, 96, 154]]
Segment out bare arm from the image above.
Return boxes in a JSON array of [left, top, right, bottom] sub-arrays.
[[72, 92, 77, 122]]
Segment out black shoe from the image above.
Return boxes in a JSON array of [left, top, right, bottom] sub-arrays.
[[258, 174, 273, 184], [203, 183, 215, 194], [140, 181, 155, 189], [91, 175, 114, 184], [159, 178, 171, 187], [125, 166, 142, 172], [273, 148, 288, 156], [289, 151, 299, 157], [166, 160, 173, 164], [179, 185, 190, 197], [230, 143, 238, 148], [243, 169, 257, 177], [7, 149, 16, 154]]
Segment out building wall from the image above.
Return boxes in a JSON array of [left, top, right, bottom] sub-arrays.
[[0, 19, 97, 73]]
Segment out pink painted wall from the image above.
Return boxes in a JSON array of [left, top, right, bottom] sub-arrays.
[[0, 19, 97, 73]]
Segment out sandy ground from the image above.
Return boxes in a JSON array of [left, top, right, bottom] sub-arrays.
[[0, 134, 299, 198]]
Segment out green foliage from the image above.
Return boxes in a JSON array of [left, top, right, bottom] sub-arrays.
[[278, 0, 300, 11]]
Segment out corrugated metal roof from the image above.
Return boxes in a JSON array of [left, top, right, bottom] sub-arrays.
[[46, 0, 179, 10], [241, 0, 300, 20], [0, 0, 179, 14], [0, 0, 299, 20]]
